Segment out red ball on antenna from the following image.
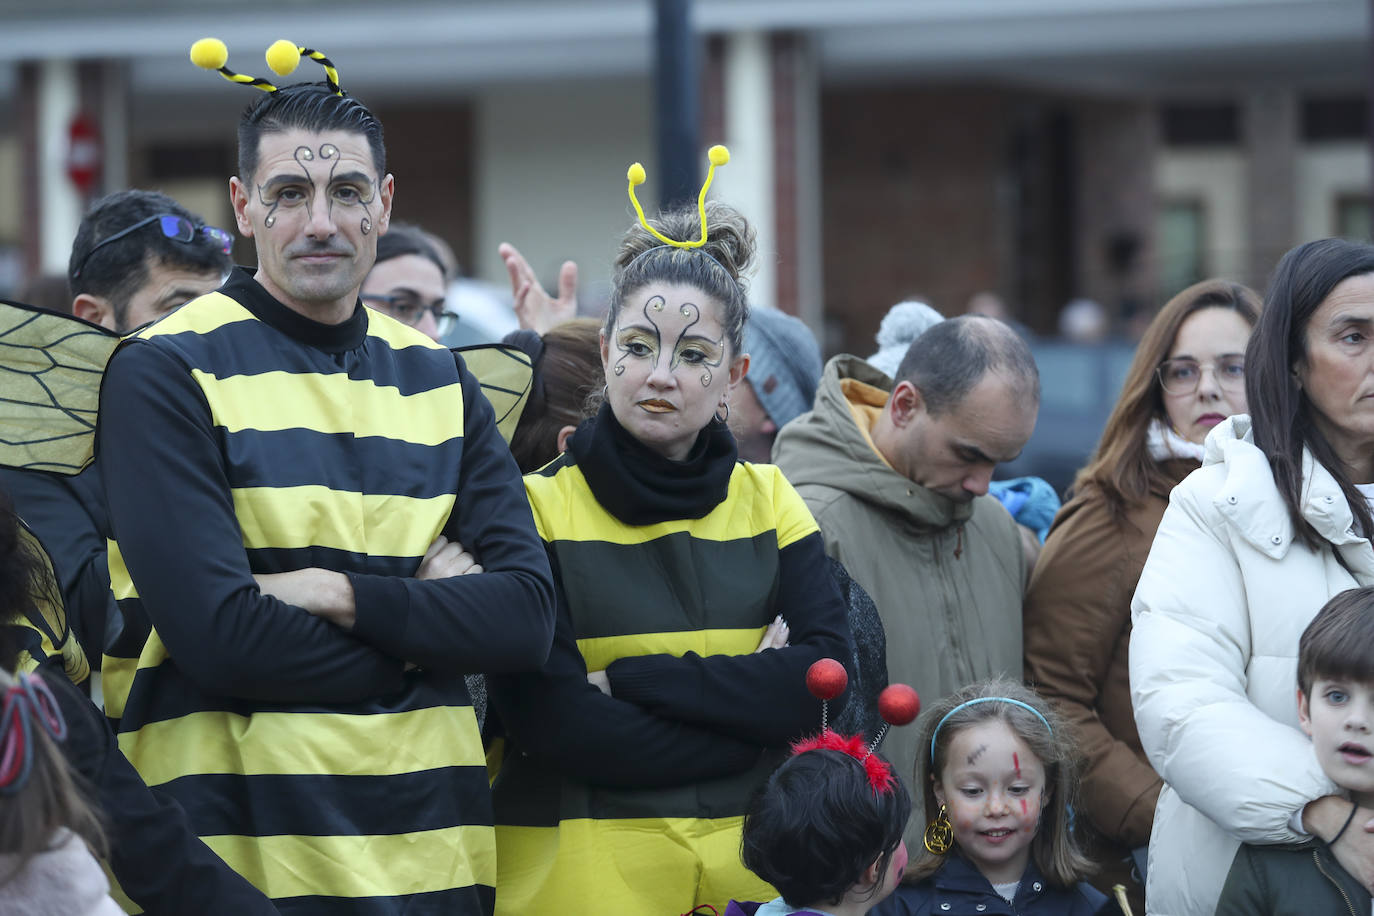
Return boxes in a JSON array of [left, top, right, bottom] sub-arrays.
[[806, 658, 848, 701], [878, 683, 920, 726]]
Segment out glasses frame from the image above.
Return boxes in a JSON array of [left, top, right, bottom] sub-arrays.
[[361, 293, 459, 338], [71, 214, 234, 280], [1156, 355, 1247, 396]]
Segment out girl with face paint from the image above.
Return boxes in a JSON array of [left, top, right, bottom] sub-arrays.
[[876, 680, 1118, 916], [487, 199, 853, 916]]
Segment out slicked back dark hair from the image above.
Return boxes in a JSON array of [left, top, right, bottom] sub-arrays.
[[1248, 238, 1374, 551], [374, 222, 446, 278], [894, 315, 1040, 415], [68, 190, 232, 329], [1299, 586, 1374, 697], [741, 748, 911, 908], [238, 82, 385, 183]]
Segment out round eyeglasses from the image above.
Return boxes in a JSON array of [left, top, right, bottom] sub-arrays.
[[71, 214, 234, 280], [361, 293, 459, 338], [1156, 356, 1246, 395]]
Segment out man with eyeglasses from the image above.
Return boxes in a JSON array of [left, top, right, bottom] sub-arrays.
[[361, 222, 458, 341], [2, 190, 233, 661]]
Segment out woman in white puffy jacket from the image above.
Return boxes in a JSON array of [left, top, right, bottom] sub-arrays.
[[1131, 238, 1374, 916]]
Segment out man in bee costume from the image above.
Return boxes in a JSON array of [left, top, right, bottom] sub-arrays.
[[95, 39, 555, 914]]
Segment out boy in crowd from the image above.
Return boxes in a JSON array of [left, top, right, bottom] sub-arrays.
[[1215, 586, 1374, 912]]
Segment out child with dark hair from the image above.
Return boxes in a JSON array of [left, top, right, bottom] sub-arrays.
[[732, 742, 912, 916], [1214, 586, 1374, 913]]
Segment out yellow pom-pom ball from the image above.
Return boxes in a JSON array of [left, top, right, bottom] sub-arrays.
[[708, 145, 730, 166], [266, 40, 301, 77], [627, 163, 647, 186], [190, 38, 229, 71]]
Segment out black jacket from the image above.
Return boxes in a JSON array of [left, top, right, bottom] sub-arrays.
[[12, 637, 277, 914]]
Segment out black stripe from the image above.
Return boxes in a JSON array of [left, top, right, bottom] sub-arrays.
[[153, 320, 459, 397], [118, 662, 471, 727], [492, 750, 780, 826], [244, 546, 420, 578], [107, 595, 152, 660], [552, 531, 779, 639], [215, 426, 463, 499], [528, 452, 573, 479], [162, 766, 493, 838], [275, 885, 494, 916]]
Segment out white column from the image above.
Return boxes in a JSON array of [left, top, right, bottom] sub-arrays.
[[37, 58, 82, 275], [716, 31, 776, 313], [100, 60, 130, 195]]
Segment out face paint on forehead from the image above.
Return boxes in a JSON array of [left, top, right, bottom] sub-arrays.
[[256, 143, 378, 231], [668, 299, 726, 388]]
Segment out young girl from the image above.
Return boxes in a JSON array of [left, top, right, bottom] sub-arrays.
[[730, 734, 912, 916], [0, 668, 119, 916], [876, 680, 1118, 915]]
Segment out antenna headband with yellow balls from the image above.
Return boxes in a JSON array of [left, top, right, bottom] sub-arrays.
[[626, 145, 730, 249], [190, 38, 344, 97]]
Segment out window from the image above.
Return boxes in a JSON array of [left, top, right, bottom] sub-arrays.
[[1158, 198, 1206, 297], [1336, 194, 1371, 241]]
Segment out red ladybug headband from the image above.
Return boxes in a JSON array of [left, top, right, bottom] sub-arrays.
[[792, 658, 920, 794]]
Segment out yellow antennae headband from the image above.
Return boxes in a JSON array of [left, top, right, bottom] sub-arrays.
[[626, 145, 730, 249], [189, 38, 278, 93], [264, 40, 343, 96], [189, 38, 345, 97]]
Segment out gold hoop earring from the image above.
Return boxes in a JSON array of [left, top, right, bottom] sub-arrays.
[[923, 804, 953, 855]]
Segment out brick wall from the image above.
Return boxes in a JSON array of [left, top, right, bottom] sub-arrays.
[[371, 103, 474, 274], [820, 86, 1013, 356]]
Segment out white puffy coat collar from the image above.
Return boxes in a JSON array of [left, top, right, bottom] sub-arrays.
[[1204, 416, 1374, 577]]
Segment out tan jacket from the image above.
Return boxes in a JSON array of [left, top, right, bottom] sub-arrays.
[[772, 355, 1026, 846], [1022, 459, 1194, 849]]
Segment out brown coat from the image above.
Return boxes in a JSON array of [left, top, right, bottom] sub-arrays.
[[1022, 459, 1196, 849]]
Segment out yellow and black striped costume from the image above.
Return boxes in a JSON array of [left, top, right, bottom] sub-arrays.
[[488, 406, 851, 915], [97, 270, 553, 916]]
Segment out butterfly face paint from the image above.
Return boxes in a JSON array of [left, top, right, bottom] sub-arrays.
[[603, 282, 735, 461]]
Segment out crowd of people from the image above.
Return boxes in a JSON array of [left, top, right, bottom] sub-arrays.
[[4, 37, 1374, 916]]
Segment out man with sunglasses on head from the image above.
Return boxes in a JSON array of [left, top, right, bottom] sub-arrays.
[[361, 221, 458, 342], [2, 190, 233, 659], [69, 189, 233, 333]]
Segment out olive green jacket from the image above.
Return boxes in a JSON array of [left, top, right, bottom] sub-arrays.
[[772, 355, 1026, 846], [1216, 841, 1371, 916]]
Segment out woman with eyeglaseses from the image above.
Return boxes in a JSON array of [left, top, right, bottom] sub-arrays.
[[1130, 239, 1374, 915], [1022, 279, 1260, 913]]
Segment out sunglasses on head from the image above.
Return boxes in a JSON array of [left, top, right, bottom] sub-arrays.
[[71, 214, 234, 279]]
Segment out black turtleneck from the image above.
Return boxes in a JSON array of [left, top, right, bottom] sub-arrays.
[[566, 403, 738, 526]]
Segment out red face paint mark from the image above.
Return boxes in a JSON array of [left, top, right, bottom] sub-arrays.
[[1020, 799, 1027, 815], [1013, 752, 1020, 777]]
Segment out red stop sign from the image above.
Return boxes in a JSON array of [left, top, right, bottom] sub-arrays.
[[66, 115, 100, 194]]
